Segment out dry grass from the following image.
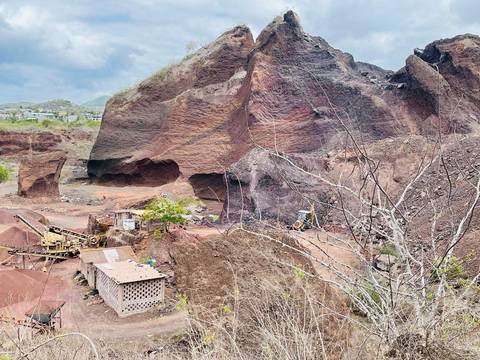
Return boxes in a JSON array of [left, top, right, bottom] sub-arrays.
[[0, 228, 353, 359]]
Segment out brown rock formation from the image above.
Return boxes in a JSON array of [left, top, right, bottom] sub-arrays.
[[221, 148, 332, 224], [0, 130, 61, 156], [18, 151, 67, 198], [88, 11, 480, 199], [390, 34, 480, 133], [88, 25, 254, 188]]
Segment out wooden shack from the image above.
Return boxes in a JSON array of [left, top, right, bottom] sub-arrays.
[[79, 246, 137, 288]]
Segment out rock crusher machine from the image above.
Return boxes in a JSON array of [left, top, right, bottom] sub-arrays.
[[1, 214, 104, 261]]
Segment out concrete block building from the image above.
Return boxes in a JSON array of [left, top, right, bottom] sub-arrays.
[[79, 246, 137, 288], [95, 260, 165, 317]]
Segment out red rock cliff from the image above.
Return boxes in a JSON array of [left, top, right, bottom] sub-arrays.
[[88, 11, 480, 199]]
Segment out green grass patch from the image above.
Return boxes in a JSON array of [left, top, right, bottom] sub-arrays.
[[0, 118, 100, 130], [67, 119, 101, 128]]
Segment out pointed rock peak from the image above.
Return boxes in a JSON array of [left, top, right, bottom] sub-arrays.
[[283, 10, 302, 30], [220, 24, 253, 40], [255, 10, 304, 48]]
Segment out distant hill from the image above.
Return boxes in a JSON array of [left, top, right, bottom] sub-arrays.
[[81, 96, 109, 111], [0, 101, 35, 109], [35, 99, 78, 112], [0, 97, 109, 113]]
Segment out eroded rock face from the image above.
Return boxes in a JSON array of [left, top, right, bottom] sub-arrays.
[[88, 11, 480, 198], [0, 131, 61, 156], [221, 136, 440, 227], [88, 25, 254, 189], [221, 148, 332, 224], [18, 151, 67, 198], [390, 34, 480, 133]]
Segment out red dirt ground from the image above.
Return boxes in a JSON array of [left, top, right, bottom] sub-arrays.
[[0, 267, 64, 317]]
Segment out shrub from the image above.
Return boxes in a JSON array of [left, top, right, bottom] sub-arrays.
[[379, 243, 399, 257], [41, 119, 54, 128], [143, 197, 189, 231], [431, 256, 467, 284], [209, 214, 220, 222], [175, 291, 189, 311], [0, 164, 10, 183], [292, 266, 306, 280]]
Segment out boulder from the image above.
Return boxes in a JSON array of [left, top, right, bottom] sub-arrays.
[[17, 151, 67, 198]]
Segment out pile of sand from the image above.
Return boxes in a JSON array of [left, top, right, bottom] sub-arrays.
[[0, 268, 63, 309], [0, 209, 45, 250], [0, 225, 41, 248]]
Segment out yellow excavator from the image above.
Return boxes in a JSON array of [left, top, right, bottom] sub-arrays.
[[13, 214, 103, 257], [292, 205, 316, 231]]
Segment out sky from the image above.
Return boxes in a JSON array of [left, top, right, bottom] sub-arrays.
[[0, 0, 479, 103]]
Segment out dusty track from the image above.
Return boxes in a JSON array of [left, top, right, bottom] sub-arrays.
[[0, 175, 198, 341]]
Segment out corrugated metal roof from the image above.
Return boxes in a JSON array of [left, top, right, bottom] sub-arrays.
[[25, 300, 65, 317], [95, 260, 165, 284], [79, 246, 138, 265]]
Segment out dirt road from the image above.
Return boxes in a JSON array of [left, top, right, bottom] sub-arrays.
[[52, 259, 186, 341], [292, 229, 358, 281], [0, 177, 196, 230]]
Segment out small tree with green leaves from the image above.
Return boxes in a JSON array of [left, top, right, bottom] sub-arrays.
[[144, 197, 189, 232], [0, 164, 10, 183]]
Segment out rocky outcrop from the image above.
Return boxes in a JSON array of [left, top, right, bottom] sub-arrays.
[[0, 130, 61, 156], [222, 136, 436, 226], [18, 151, 67, 198], [88, 11, 480, 198], [390, 34, 480, 133], [88, 25, 254, 188], [222, 148, 333, 224]]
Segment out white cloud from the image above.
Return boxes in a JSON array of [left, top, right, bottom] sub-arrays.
[[0, 3, 112, 69], [3, 5, 47, 29], [0, 0, 478, 103]]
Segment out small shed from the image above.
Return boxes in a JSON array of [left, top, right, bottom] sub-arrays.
[[79, 246, 138, 288], [25, 300, 65, 329], [95, 260, 165, 317], [113, 210, 146, 231]]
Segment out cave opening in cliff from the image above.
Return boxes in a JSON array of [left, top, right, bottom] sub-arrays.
[[188, 173, 226, 201], [89, 159, 181, 186]]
